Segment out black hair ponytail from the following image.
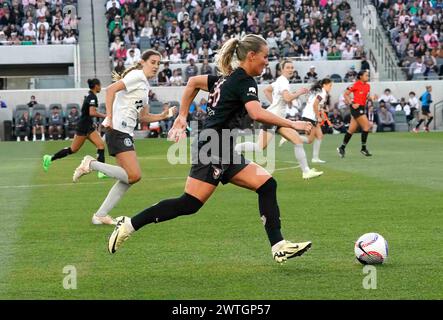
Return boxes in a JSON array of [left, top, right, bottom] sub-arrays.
[[310, 77, 332, 93], [87, 78, 101, 89]]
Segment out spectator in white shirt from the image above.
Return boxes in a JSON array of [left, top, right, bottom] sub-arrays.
[[169, 69, 183, 86], [346, 25, 361, 43], [169, 47, 182, 64], [266, 31, 279, 50], [409, 56, 426, 79], [341, 44, 355, 60], [36, 16, 50, 32], [139, 21, 153, 38], [312, 43, 328, 61], [126, 42, 141, 61], [63, 30, 77, 44], [106, 0, 121, 11], [309, 37, 321, 56], [22, 17, 36, 32], [186, 48, 199, 63], [125, 49, 138, 67], [378, 88, 398, 107], [36, 24, 48, 45], [24, 23, 37, 40], [280, 26, 294, 42]]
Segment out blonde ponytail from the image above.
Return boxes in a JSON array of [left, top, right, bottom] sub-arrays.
[[215, 38, 240, 76], [215, 34, 267, 77]]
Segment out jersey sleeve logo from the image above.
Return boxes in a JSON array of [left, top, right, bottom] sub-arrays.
[[248, 87, 257, 94]]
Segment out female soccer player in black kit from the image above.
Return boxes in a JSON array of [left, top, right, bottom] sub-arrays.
[[108, 35, 313, 264], [42, 79, 107, 175]]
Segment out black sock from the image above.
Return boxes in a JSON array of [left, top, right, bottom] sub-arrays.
[[361, 131, 369, 149], [426, 117, 433, 127], [341, 132, 353, 148], [97, 149, 105, 163], [131, 193, 203, 230], [416, 119, 424, 129], [51, 147, 72, 161], [256, 178, 283, 246]]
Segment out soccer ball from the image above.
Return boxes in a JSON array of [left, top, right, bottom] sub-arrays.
[[354, 233, 388, 265]]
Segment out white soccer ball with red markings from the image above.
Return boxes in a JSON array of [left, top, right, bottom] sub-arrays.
[[354, 233, 388, 265]]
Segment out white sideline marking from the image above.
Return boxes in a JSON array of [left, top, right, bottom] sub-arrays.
[[274, 166, 300, 171], [0, 176, 184, 189], [0, 166, 300, 189]]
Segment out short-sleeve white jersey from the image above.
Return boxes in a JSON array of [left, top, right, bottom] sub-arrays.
[[302, 88, 328, 121], [266, 75, 291, 118], [112, 69, 150, 136]]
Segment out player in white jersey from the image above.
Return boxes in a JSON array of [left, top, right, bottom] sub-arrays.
[[235, 60, 323, 180], [300, 78, 333, 163], [72, 50, 176, 225]]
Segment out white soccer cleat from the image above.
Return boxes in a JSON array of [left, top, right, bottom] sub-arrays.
[[312, 158, 326, 164], [108, 216, 133, 254], [92, 214, 117, 225], [272, 240, 312, 264], [302, 168, 323, 180], [73, 155, 95, 182]]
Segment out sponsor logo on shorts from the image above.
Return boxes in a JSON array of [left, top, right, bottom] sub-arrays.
[[360, 109, 364, 114], [124, 138, 133, 147], [212, 166, 222, 180]]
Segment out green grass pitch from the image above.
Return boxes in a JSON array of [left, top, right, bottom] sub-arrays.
[[0, 132, 442, 299]]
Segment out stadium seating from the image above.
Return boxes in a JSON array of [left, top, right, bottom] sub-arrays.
[[0, 1, 79, 46], [106, 0, 366, 85], [394, 110, 409, 132]]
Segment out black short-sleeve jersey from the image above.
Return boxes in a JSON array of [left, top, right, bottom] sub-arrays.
[[203, 68, 259, 131], [80, 91, 98, 124]]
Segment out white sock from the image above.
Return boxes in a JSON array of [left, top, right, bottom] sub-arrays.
[[294, 144, 310, 173], [313, 139, 322, 159], [95, 181, 131, 217], [90, 161, 129, 184], [125, 218, 135, 233], [300, 135, 309, 144], [234, 142, 259, 153]]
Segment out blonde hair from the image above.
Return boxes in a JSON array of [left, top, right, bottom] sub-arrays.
[[215, 34, 267, 76], [112, 49, 161, 82]]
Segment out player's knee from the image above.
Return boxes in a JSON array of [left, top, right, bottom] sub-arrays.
[[128, 173, 142, 184], [179, 193, 204, 215], [256, 177, 277, 194]]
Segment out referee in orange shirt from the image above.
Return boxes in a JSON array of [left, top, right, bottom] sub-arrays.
[[337, 70, 377, 158]]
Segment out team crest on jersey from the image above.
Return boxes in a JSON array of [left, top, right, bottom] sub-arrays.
[[212, 165, 222, 180], [124, 138, 133, 147]]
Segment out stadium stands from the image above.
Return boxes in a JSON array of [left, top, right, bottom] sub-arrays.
[[373, 0, 443, 80], [105, 0, 367, 85], [0, 0, 79, 46]]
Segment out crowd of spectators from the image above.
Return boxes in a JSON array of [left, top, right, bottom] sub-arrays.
[[107, 0, 368, 85], [0, 0, 79, 46], [276, 86, 430, 134], [374, 0, 443, 80]]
